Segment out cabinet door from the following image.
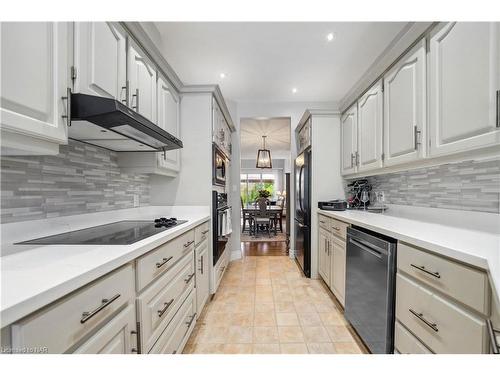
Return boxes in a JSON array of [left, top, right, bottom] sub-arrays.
[[74, 22, 127, 101], [157, 74, 180, 172], [357, 81, 383, 172], [384, 40, 426, 166], [318, 228, 331, 285], [330, 237, 346, 307], [341, 105, 358, 175], [128, 41, 157, 122], [429, 22, 500, 157], [195, 240, 210, 315], [1, 22, 68, 155], [73, 305, 137, 354]]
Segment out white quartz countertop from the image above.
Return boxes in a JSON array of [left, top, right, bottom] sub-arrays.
[[318, 208, 500, 304], [0, 206, 210, 328]]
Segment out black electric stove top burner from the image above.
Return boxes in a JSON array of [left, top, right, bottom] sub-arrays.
[[16, 219, 188, 245]]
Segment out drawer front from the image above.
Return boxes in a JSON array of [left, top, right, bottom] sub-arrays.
[[394, 321, 432, 354], [318, 215, 331, 231], [136, 229, 195, 291], [194, 221, 210, 246], [396, 273, 487, 353], [11, 264, 135, 353], [330, 218, 348, 240], [149, 289, 196, 354], [215, 251, 228, 288], [397, 242, 490, 315], [137, 252, 195, 352], [74, 304, 137, 354], [195, 240, 210, 314]]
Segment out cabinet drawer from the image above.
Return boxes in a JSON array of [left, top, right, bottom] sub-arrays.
[[149, 289, 196, 354], [136, 229, 195, 291], [330, 218, 348, 240], [318, 215, 331, 231], [137, 252, 195, 352], [396, 273, 487, 353], [11, 264, 135, 353], [73, 304, 137, 354], [397, 242, 490, 315], [215, 250, 228, 289], [194, 221, 210, 246], [394, 321, 432, 354]]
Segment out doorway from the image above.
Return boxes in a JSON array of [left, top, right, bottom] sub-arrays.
[[239, 117, 291, 256]]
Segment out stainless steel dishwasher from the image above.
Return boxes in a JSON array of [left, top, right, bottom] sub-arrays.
[[345, 225, 397, 354]]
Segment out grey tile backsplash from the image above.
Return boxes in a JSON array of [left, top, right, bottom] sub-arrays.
[[357, 159, 500, 213], [1, 140, 151, 224]]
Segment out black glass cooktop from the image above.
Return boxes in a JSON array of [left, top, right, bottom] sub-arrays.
[[16, 219, 188, 245]]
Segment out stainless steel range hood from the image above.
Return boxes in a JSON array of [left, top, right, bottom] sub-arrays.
[[68, 92, 183, 152]]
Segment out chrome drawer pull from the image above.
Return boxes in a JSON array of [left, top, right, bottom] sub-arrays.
[[198, 255, 204, 274], [319, 220, 326, 224], [185, 313, 197, 328], [172, 350, 177, 354], [487, 320, 500, 354], [332, 226, 340, 231], [184, 240, 195, 248], [184, 273, 195, 284], [158, 298, 175, 317], [410, 263, 441, 279], [80, 294, 121, 324], [409, 308, 439, 332], [156, 256, 173, 269], [201, 229, 210, 234]]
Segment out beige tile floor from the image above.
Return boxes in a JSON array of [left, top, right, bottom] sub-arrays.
[[183, 255, 367, 354]]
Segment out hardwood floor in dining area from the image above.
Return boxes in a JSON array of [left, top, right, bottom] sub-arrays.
[[241, 241, 288, 256], [183, 255, 367, 354]]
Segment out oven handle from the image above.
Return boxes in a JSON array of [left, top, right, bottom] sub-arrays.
[[348, 237, 383, 259]]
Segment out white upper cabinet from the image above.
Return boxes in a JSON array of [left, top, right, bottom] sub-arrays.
[[128, 40, 157, 123], [157, 74, 180, 172], [383, 40, 426, 166], [429, 22, 500, 157], [341, 105, 358, 175], [1, 22, 69, 155], [357, 80, 383, 172], [74, 22, 127, 101]]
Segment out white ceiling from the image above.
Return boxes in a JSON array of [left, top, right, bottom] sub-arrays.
[[154, 22, 407, 102], [240, 117, 291, 159]]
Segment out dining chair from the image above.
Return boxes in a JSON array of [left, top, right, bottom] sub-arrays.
[[273, 198, 285, 233], [241, 196, 253, 233], [251, 198, 273, 237]]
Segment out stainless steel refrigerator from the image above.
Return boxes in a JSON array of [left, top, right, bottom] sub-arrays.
[[294, 148, 311, 277]]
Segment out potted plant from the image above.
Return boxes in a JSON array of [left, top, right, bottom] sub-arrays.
[[258, 189, 271, 199]]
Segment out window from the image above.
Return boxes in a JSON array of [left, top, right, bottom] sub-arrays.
[[240, 172, 277, 205]]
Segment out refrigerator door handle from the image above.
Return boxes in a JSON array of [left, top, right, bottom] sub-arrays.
[[298, 165, 304, 213]]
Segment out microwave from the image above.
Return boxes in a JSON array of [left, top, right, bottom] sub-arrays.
[[213, 145, 228, 186]]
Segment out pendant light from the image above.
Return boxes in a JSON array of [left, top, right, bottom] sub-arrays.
[[256, 135, 272, 168]]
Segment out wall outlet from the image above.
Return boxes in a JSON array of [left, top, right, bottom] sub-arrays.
[[133, 194, 139, 207]]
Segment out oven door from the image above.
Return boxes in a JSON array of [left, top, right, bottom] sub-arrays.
[[213, 145, 227, 186]]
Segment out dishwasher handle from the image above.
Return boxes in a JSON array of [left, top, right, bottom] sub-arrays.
[[348, 237, 383, 259]]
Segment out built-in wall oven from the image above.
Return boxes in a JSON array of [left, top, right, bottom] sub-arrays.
[[213, 145, 228, 186], [212, 191, 231, 265], [345, 226, 397, 354]]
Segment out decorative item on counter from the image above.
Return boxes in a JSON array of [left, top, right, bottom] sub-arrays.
[[346, 179, 372, 209], [368, 191, 389, 213]]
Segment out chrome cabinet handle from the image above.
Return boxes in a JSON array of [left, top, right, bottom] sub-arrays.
[[80, 294, 120, 324], [185, 313, 197, 328], [487, 320, 500, 354], [131, 88, 139, 110], [198, 255, 204, 274], [156, 256, 173, 269], [332, 226, 340, 231], [172, 350, 177, 354], [409, 308, 438, 332], [410, 263, 441, 279], [61, 87, 72, 127], [184, 273, 195, 284], [496, 90, 500, 128], [319, 220, 326, 224], [414, 125, 422, 150], [350, 153, 355, 168], [355, 151, 359, 166], [202, 229, 210, 234], [184, 240, 195, 248], [121, 83, 128, 104], [157, 298, 174, 317]]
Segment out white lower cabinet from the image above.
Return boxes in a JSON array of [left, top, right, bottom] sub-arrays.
[[330, 236, 346, 307], [429, 22, 500, 157], [394, 321, 432, 354], [74, 305, 138, 354], [318, 227, 331, 285], [1, 22, 69, 155], [195, 239, 210, 315]]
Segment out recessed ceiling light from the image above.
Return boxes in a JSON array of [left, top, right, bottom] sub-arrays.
[[292, 88, 298, 94], [219, 73, 226, 79], [326, 32, 335, 42]]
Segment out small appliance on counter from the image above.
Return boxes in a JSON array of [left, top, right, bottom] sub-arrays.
[[318, 199, 347, 211], [346, 179, 372, 209]]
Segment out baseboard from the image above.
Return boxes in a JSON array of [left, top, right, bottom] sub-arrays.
[[230, 249, 242, 261]]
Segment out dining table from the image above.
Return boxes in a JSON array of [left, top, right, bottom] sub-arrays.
[[242, 203, 283, 234]]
